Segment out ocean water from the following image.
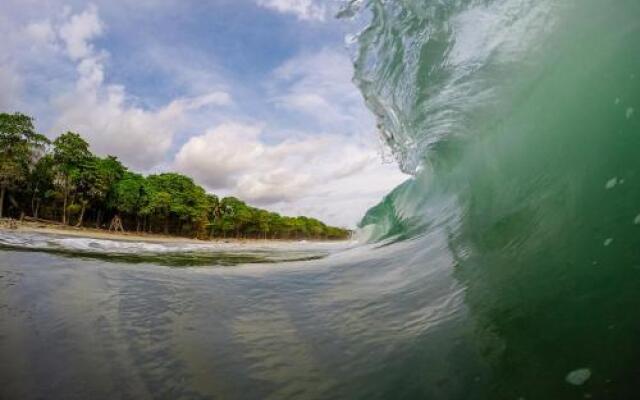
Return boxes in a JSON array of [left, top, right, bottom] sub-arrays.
[[2, 0, 640, 398]]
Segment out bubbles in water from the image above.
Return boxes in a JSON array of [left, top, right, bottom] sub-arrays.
[[614, 98, 621, 105], [603, 238, 613, 246], [565, 368, 592, 386], [626, 107, 634, 119], [605, 177, 618, 189], [634, 214, 640, 224]]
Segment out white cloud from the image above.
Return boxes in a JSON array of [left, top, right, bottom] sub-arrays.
[[0, 4, 233, 171], [174, 122, 319, 201], [0, 13, 25, 111], [171, 92, 232, 111], [174, 122, 266, 188], [53, 85, 232, 170], [25, 20, 57, 46], [0, 62, 22, 111], [44, 6, 233, 170], [174, 122, 406, 227], [269, 48, 371, 133], [256, 0, 327, 21], [58, 4, 104, 61]]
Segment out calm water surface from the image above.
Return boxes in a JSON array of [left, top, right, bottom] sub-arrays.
[[0, 232, 467, 400]]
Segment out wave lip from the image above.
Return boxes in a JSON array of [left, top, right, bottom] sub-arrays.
[[348, 0, 556, 175]]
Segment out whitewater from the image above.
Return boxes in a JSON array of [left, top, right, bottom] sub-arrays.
[[2, 0, 640, 398]]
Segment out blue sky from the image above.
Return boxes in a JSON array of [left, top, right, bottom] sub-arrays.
[[0, 0, 406, 227]]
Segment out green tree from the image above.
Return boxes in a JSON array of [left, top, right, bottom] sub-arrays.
[[72, 156, 125, 227], [112, 172, 147, 231], [86, 156, 126, 227], [0, 113, 49, 218], [222, 197, 253, 238], [52, 132, 92, 225], [305, 218, 325, 239], [27, 154, 55, 218], [268, 212, 283, 239], [211, 197, 235, 238], [257, 210, 271, 239], [144, 173, 208, 235]]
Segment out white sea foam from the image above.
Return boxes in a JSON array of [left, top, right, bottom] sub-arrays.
[[0, 230, 355, 265]]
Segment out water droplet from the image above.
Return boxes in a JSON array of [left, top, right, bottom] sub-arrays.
[[566, 368, 591, 386], [614, 98, 621, 105], [605, 177, 617, 189], [604, 238, 613, 246], [634, 214, 640, 224], [626, 107, 634, 119]]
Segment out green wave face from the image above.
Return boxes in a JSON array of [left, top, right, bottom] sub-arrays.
[[352, 0, 640, 397]]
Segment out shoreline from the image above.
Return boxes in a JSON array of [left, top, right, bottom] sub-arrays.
[[1, 220, 344, 246]]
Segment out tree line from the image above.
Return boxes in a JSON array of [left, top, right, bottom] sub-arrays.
[[0, 112, 351, 240]]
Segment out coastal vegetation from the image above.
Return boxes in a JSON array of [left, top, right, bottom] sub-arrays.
[[0, 112, 350, 240]]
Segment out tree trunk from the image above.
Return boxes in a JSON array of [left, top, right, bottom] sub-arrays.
[[164, 216, 170, 235], [31, 183, 39, 217], [0, 186, 5, 219], [95, 209, 102, 229], [75, 202, 86, 227], [34, 200, 40, 219], [62, 180, 69, 225]]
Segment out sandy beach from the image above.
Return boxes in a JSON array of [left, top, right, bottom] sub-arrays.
[[1, 219, 296, 245]]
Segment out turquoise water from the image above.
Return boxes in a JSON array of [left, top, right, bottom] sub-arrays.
[[2, 0, 640, 398], [352, 0, 640, 397]]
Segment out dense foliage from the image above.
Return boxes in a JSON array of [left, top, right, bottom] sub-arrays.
[[0, 113, 350, 240]]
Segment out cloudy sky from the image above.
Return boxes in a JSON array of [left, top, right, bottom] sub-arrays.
[[0, 0, 407, 227]]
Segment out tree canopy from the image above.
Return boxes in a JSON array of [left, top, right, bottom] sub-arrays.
[[0, 112, 351, 240], [0, 113, 49, 218]]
